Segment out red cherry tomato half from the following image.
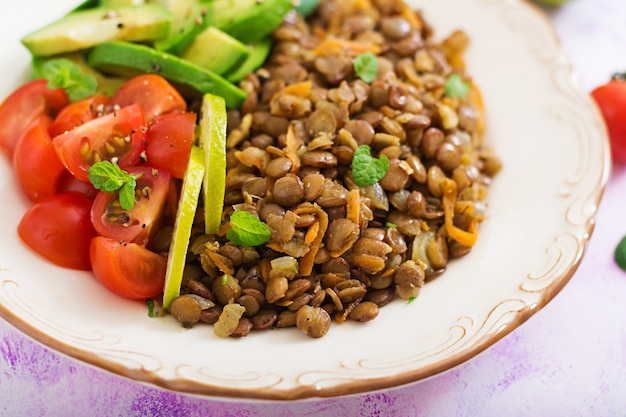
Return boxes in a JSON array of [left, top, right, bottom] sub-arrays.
[[90, 236, 167, 299], [0, 79, 68, 158], [53, 103, 147, 182], [591, 79, 626, 163], [111, 74, 187, 123], [17, 192, 97, 270], [57, 171, 99, 200], [143, 111, 196, 178], [13, 114, 66, 202], [49, 95, 111, 138], [91, 166, 173, 246]]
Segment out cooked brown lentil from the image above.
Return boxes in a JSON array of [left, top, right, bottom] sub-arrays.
[[168, 0, 502, 338]]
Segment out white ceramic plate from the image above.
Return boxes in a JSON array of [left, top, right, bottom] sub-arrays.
[[0, 0, 610, 401]]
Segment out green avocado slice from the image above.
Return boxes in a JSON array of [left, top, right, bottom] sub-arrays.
[[181, 26, 251, 75], [87, 40, 247, 108], [212, 0, 293, 44], [226, 37, 272, 83], [152, 0, 214, 55], [21, 4, 172, 57]]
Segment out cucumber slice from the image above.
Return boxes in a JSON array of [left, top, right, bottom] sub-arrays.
[[87, 41, 247, 108], [21, 4, 173, 57], [162, 145, 205, 309], [198, 93, 227, 235]]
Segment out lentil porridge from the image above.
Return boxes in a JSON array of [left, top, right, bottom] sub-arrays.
[[165, 0, 501, 338]]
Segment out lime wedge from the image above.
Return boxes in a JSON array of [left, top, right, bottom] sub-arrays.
[[199, 93, 227, 235], [162, 145, 205, 309]]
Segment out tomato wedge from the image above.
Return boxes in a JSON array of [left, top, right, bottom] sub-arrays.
[[53, 103, 147, 182], [90, 236, 167, 299], [17, 192, 97, 270], [13, 114, 66, 202], [143, 111, 196, 179], [111, 74, 187, 122], [91, 166, 173, 246], [0, 79, 68, 158], [49, 95, 110, 138]]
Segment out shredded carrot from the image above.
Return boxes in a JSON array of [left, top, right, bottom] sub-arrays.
[[401, 5, 422, 30], [277, 80, 313, 98], [293, 203, 329, 276], [441, 178, 478, 247], [313, 39, 381, 57], [346, 189, 360, 225], [305, 220, 320, 244]]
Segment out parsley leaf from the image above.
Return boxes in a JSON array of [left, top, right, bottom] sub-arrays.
[[88, 161, 138, 210], [41, 58, 97, 102], [351, 145, 390, 187], [353, 52, 379, 83], [226, 210, 271, 247], [445, 73, 471, 99]]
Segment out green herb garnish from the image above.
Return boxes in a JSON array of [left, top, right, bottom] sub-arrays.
[[88, 161, 138, 210], [221, 274, 229, 285], [386, 222, 398, 229], [351, 145, 390, 187], [146, 299, 156, 317], [226, 210, 271, 247], [445, 73, 471, 99], [41, 58, 97, 102], [407, 296, 416, 304], [353, 52, 378, 83], [615, 235, 626, 271]]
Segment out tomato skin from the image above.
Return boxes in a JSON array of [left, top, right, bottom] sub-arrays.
[[111, 74, 187, 122], [57, 171, 99, 200], [17, 192, 97, 271], [13, 115, 67, 202], [49, 95, 110, 138], [0, 79, 68, 158], [591, 80, 626, 163], [90, 236, 167, 299], [53, 103, 147, 182], [91, 166, 173, 246], [143, 111, 196, 178]]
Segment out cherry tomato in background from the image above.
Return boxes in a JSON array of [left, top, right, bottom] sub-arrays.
[[111, 74, 187, 123], [49, 95, 110, 138], [13, 114, 66, 202], [142, 111, 197, 179], [90, 236, 167, 299], [0, 79, 68, 158], [53, 103, 147, 182], [17, 192, 97, 271], [90, 166, 173, 246], [590, 77, 626, 163]]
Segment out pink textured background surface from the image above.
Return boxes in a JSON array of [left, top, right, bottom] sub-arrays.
[[3, 0, 626, 415]]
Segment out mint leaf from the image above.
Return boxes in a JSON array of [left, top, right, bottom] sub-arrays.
[[351, 145, 390, 187], [88, 161, 137, 210], [445, 73, 471, 99], [226, 210, 271, 247], [353, 52, 378, 83], [41, 58, 97, 102]]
